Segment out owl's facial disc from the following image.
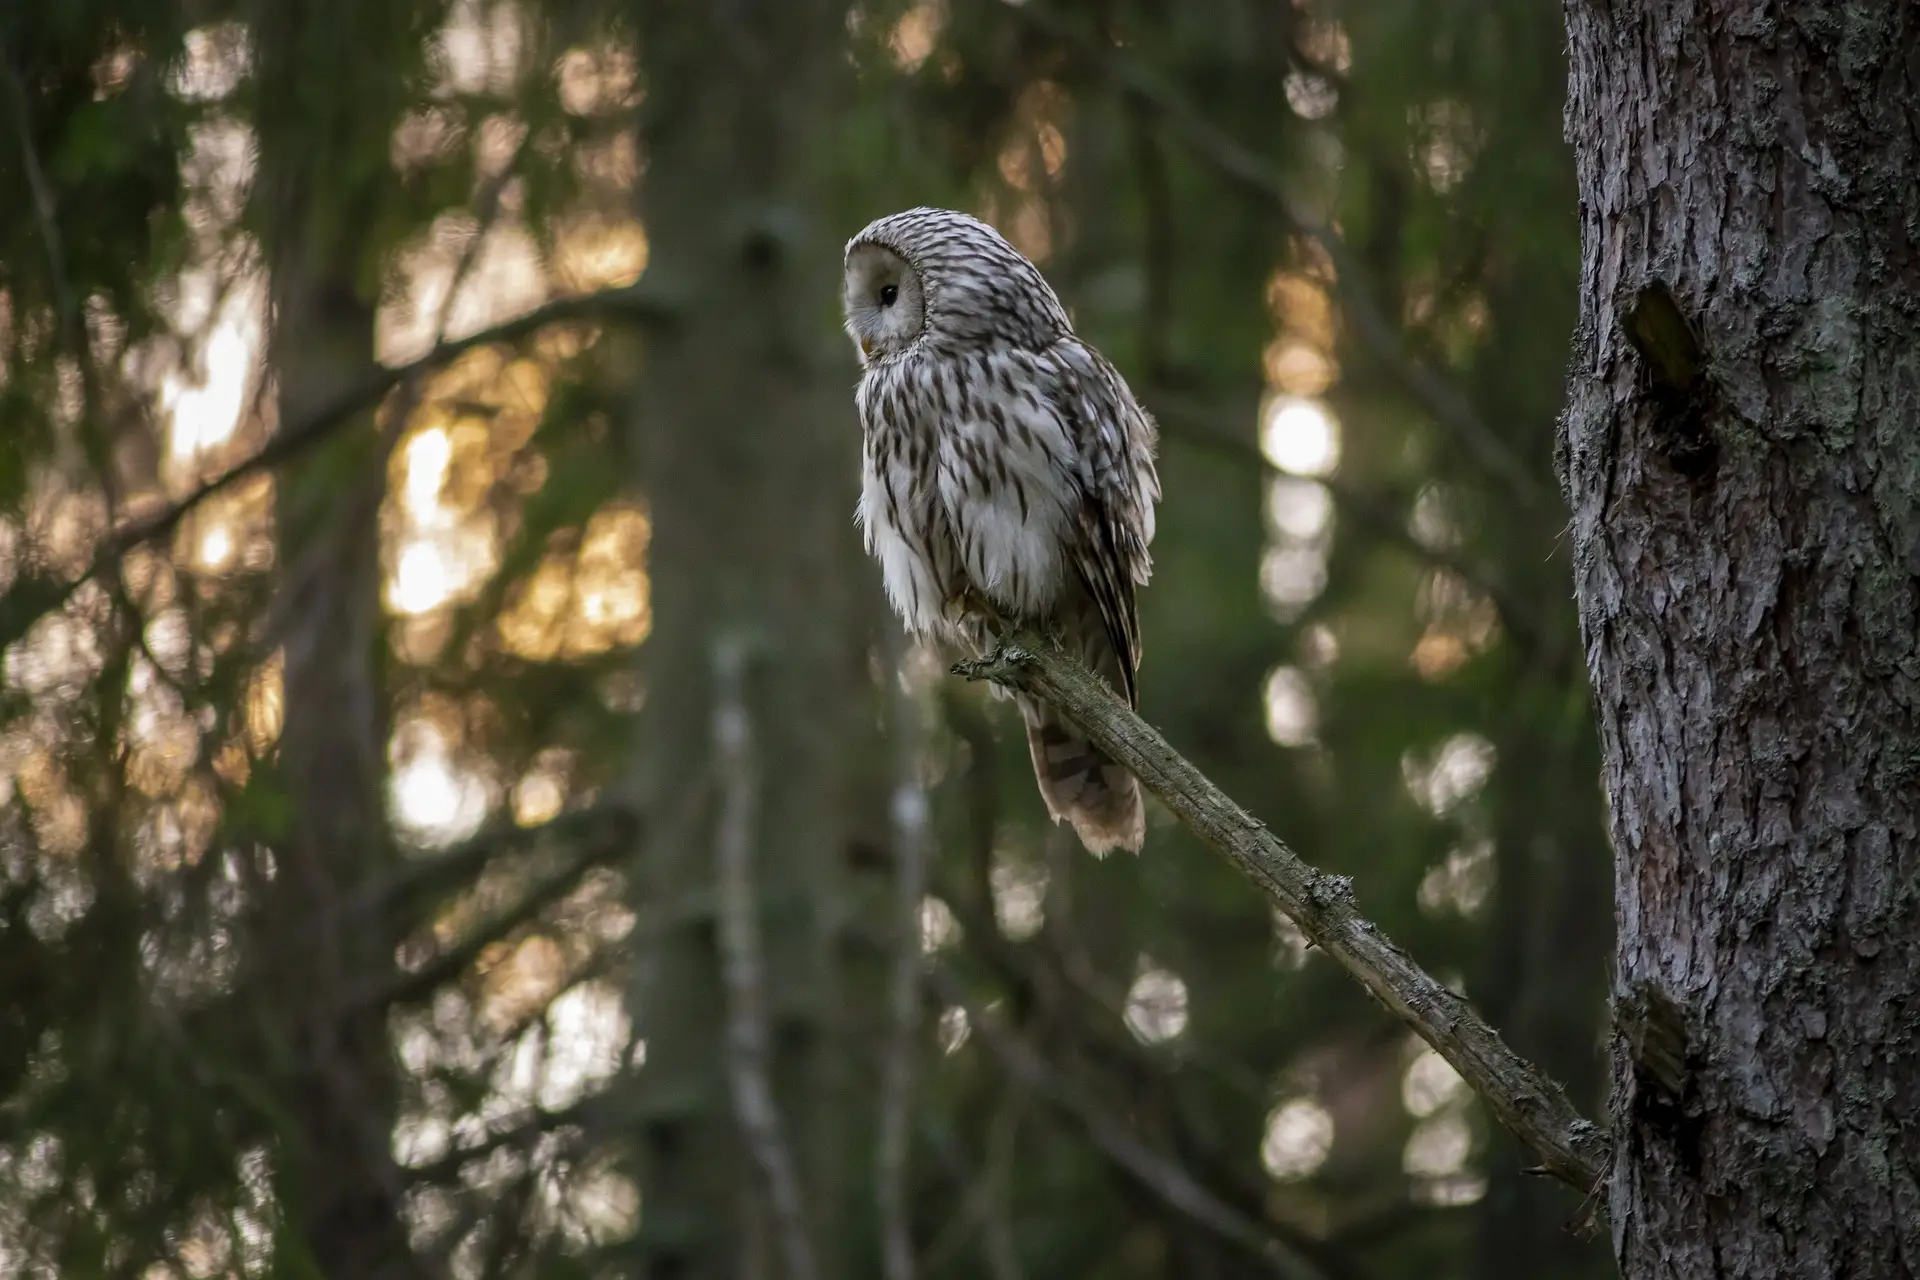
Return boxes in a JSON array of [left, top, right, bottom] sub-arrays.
[[843, 242, 925, 362]]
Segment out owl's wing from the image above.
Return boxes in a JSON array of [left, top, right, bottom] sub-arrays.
[[1038, 338, 1161, 708]]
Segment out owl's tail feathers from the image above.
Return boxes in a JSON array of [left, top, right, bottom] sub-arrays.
[[1019, 697, 1145, 856]]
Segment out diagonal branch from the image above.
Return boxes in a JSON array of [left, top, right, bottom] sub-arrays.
[[0, 282, 679, 655], [404, 1092, 610, 1188], [994, 0, 1554, 513], [371, 809, 639, 1012], [927, 966, 1337, 1280], [349, 801, 641, 928], [952, 631, 1611, 1203]]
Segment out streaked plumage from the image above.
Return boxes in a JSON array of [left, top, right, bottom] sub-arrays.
[[842, 208, 1161, 854]]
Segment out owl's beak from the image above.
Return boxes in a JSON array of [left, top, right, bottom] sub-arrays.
[[858, 336, 875, 358]]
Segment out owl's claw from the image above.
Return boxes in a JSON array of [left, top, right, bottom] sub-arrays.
[[942, 585, 978, 620], [945, 587, 1017, 660], [947, 585, 1008, 630]]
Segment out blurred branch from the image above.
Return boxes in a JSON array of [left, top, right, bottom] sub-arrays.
[[405, 1092, 612, 1188], [917, 1101, 1028, 1280], [3, 53, 195, 701], [712, 637, 819, 1280], [372, 810, 638, 1011], [1143, 386, 1557, 661], [0, 282, 680, 657], [979, 1102, 1025, 1280], [952, 632, 1611, 1203], [994, 0, 1554, 513], [1, 56, 77, 332], [351, 801, 641, 927], [936, 893, 1372, 1280], [879, 635, 933, 1280], [927, 966, 1336, 1280]]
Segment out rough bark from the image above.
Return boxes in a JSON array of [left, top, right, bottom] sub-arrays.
[[1560, 4, 1920, 1276], [621, 5, 869, 1275]]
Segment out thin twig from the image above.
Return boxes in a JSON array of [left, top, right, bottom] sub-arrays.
[[928, 967, 1336, 1280], [952, 632, 1611, 1203], [0, 282, 678, 654], [993, 0, 1553, 513], [879, 634, 932, 1280], [712, 637, 819, 1280]]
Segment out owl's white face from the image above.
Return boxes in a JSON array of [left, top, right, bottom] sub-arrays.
[[843, 243, 926, 363]]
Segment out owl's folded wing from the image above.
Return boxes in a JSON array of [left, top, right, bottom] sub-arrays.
[[1037, 339, 1162, 708]]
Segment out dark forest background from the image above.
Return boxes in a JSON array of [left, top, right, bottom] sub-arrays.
[[0, 1, 1615, 1276]]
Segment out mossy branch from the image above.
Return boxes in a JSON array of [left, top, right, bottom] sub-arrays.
[[952, 630, 1611, 1202]]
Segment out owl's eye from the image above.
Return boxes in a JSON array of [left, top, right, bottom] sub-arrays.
[[878, 284, 899, 307]]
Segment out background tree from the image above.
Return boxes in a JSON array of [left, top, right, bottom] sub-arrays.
[[618, 3, 883, 1275], [1562, 3, 1920, 1277], [248, 2, 448, 1272], [0, 0, 1625, 1276]]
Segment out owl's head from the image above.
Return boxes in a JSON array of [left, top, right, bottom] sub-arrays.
[[843, 207, 1071, 364], [842, 239, 926, 363]]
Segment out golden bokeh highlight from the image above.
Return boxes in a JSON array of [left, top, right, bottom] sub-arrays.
[[475, 933, 568, 1031], [1266, 273, 1336, 353], [497, 504, 652, 662], [551, 215, 650, 293], [889, 3, 944, 72], [1264, 340, 1338, 398], [1410, 570, 1500, 682], [1259, 259, 1343, 622]]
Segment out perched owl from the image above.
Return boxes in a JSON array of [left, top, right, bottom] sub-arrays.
[[842, 208, 1161, 855]]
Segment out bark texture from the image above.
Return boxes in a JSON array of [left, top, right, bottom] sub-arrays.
[[1561, 4, 1920, 1276]]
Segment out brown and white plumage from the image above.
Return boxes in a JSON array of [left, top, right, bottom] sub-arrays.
[[842, 208, 1160, 854]]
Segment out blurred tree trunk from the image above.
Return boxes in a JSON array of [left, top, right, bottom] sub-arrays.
[[1562, 4, 1920, 1277], [247, 4, 423, 1275], [621, 5, 871, 1276], [258, 272, 415, 1279]]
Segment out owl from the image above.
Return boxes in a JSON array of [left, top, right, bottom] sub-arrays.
[[842, 208, 1161, 855]]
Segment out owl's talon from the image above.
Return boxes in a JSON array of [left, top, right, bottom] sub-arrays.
[[949, 586, 1015, 641]]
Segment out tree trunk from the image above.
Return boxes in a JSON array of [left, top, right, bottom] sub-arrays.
[[261, 262, 420, 1280], [1561, 4, 1920, 1276], [249, 4, 426, 1273], [621, 5, 874, 1276]]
